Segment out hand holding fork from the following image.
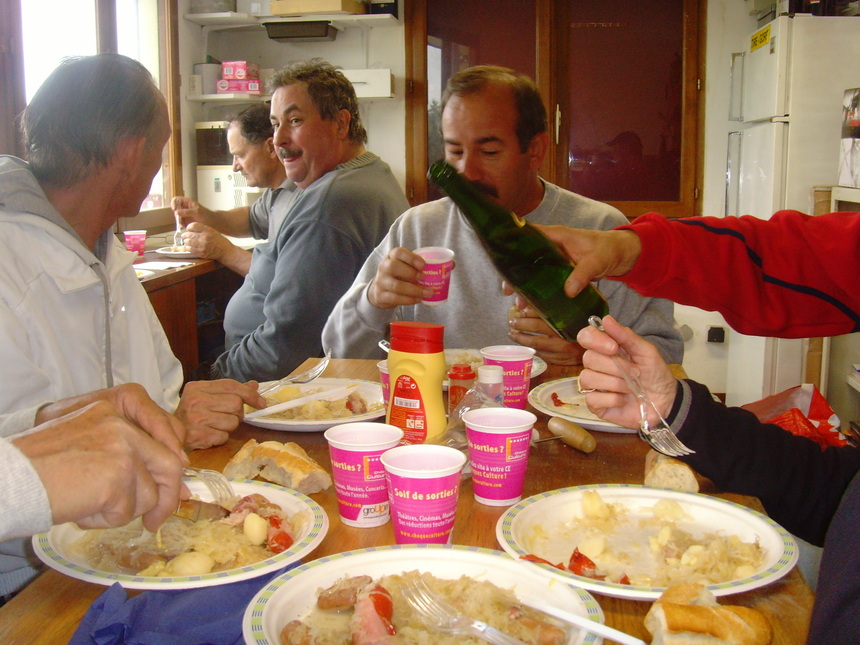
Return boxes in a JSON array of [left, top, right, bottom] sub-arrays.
[[586, 316, 693, 457]]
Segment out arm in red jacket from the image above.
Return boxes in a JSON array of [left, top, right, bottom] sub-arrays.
[[620, 210, 860, 338]]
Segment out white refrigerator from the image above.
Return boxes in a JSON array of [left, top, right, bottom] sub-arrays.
[[724, 14, 860, 406]]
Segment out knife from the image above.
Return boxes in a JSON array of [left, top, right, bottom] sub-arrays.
[[245, 384, 357, 420]]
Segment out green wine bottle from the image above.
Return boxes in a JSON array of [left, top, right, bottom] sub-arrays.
[[428, 160, 608, 341]]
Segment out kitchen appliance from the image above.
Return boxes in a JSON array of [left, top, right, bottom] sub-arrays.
[[725, 14, 860, 406], [195, 121, 263, 210]]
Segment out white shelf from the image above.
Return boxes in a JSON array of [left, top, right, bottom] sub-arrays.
[[184, 12, 259, 26], [184, 11, 398, 30], [831, 185, 860, 208], [848, 371, 860, 394], [187, 93, 269, 104]]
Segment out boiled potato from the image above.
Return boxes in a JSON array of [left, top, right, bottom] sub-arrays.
[[165, 551, 215, 576], [244, 512, 268, 546]]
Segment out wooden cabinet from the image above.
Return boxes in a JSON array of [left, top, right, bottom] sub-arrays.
[[141, 256, 243, 379]]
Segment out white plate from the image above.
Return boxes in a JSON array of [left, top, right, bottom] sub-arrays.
[[135, 269, 154, 280], [242, 545, 604, 645], [496, 484, 798, 601], [443, 348, 548, 387], [529, 377, 634, 434], [244, 377, 385, 432], [155, 246, 198, 258], [32, 479, 328, 590]]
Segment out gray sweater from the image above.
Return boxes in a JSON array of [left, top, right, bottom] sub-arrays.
[[215, 152, 409, 381], [323, 181, 683, 363]]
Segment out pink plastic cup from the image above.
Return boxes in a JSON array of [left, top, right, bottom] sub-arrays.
[[123, 230, 147, 256], [463, 407, 536, 506], [415, 247, 455, 305], [479, 345, 536, 409], [324, 423, 404, 527], [380, 444, 466, 544], [377, 359, 390, 407]]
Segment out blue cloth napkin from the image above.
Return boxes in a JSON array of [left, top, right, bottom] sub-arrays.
[[69, 567, 292, 645]]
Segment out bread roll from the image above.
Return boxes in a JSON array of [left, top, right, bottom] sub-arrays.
[[223, 439, 332, 494], [644, 584, 772, 645], [644, 449, 700, 492]]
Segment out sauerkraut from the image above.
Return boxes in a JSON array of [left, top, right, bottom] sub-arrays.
[[262, 386, 382, 421], [285, 571, 568, 645], [525, 490, 764, 588], [70, 493, 304, 577]]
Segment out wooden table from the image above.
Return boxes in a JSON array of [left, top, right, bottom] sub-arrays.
[[0, 359, 814, 644], [136, 252, 242, 378]]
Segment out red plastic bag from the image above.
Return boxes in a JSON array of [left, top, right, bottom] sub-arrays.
[[740, 384, 845, 449]]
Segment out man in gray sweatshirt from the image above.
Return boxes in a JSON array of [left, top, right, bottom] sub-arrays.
[[323, 66, 682, 366]]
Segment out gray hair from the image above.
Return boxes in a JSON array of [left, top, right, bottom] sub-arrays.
[[441, 65, 547, 153], [270, 58, 367, 145], [21, 53, 166, 187]]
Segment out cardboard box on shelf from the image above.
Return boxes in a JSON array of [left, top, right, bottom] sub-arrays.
[[221, 61, 260, 80], [342, 68, 393, 98], [269, 0, 366, 16], [216, 79, 262, 94]]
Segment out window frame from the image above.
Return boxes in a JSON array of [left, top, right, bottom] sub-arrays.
[[405, 0, 705, 220]]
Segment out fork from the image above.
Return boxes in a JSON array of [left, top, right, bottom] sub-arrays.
[[588, 316, 694, 457], [258, 348, 332, 396], [183, 467, 236, 506], [173, 214, 184, 249], [401, 575, 526, 645]]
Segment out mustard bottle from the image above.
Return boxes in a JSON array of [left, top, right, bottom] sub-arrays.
[[386, 321, 447, 444]]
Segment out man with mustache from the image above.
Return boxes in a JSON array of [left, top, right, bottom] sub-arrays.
[[200, 59, 408, 382], [323, 65, 681, 366]]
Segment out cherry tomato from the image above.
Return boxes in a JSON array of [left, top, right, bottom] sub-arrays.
[[268, 530, 293, 554], [568, 548, 605, 580], [368, 585, 396, 635], [521, 554, 566, 570]]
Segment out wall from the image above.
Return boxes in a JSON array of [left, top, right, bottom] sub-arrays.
[[176, 0, 407, 198]]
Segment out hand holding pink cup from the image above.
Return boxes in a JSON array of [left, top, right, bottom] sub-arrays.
[[381, 444, 466, 544], [415, 246, 455, 305]]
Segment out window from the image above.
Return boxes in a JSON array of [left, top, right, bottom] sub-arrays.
[[0, 0, 181, 227], [406, 0, 702, 220], [20, 0, 97, 101]]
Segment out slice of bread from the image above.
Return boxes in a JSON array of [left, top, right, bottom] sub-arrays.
[[645, 584, 772, 645], [644, 449, 700, 493], [224, 439, 332, 494]]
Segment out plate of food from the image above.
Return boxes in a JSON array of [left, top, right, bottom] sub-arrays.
[[496, 484, 798, 601], [443, 349, 548, 387], [32, 479, 328, 590], [528, 377, 634, 433], [155, 246, 197, 258], [243, 544, 604, 645], [244, 378, 385, 432]]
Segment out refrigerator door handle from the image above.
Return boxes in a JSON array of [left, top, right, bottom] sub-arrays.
[[729, 52, 745, 122], [725, 131, 742, 217]]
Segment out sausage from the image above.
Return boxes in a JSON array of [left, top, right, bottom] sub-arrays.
[[317, 575, 373, 610], [547, 417, 596, 453]]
